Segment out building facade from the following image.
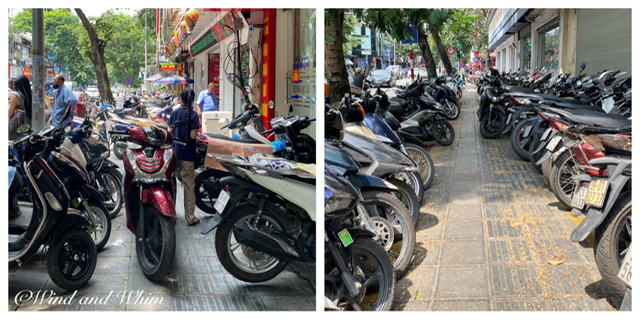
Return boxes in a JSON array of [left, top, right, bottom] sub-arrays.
[[158, 8, 316, 138], [488, 8, 631, 76]]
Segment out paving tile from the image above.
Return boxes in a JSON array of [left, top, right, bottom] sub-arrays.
[[436, 265, 488, 299], [444, 220, 484, 240], [440, 240, 485, 265], [432, 299, 490, 311]]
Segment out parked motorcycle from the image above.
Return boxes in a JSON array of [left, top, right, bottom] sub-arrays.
[[200, 154, 316, 283], [9, 125, 97, 290], [112, 119, 177, 281], [569, 132, 631, 301], [10, 125, 112, 251], [324, 165, 395, 311], [64, 117, 124, 219]]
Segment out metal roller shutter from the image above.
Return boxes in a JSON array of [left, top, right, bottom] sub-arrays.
[[576, 9, 631, 75]]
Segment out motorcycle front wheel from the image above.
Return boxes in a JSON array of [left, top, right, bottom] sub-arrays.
[[403, 143, 435, 191], [215, 202, 288, 282], [325, 237, 395, 311], [442, 100, 460, 120], [136, 205, 176, 281], [428, 119, 456, 146], [46, 228, 97, 291], [98, 167, 124, 219], [194, 169, 230, 214], [480, 112, 507, 139], [361, 191, 415, 279]]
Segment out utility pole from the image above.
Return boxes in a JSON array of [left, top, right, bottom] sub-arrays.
[[31, 9, 45, 132], [144, 11, 149, 94]]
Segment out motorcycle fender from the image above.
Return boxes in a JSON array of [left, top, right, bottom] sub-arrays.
[[397, 131, 426, 147], [47, 211, 94, 245], [535, 150, 552, 166], [141, 186, 177, 219], [570, 171, 629, 242], [78, 184, 105, 202], [200, 177, 274, 235], [97, 159, 120, 170], [490, 104, 506, 115], [348, 173, 397, 193]]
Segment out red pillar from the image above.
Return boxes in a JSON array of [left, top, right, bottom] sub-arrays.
[[261, 9, 276, 130]]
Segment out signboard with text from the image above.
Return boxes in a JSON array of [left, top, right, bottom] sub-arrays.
[[159, 62, 177, 72]]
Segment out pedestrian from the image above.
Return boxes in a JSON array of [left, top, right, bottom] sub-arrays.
[[48, 74, 76, 129], [9, 75, 32, 140], [196, 82, 219, 116], [489, 67, 501, 78], [167, 88, 201, 226]]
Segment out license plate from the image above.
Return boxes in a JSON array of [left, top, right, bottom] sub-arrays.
[[337, 229, 354, 247], [617, 243, 632, 287], [540, 127, 553, 141], [584, 179, 609, 208], [214, 189, 231, 214], [571, 186, 587, 209], [546, 135, 562, 151]]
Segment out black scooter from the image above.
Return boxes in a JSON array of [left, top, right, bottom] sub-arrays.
[[9, 125, 97, 291]]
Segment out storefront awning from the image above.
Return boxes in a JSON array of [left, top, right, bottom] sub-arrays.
[[488, 8, 533, 50]]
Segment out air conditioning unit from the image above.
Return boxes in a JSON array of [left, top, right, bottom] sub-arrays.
[[202, 111, 233, 136]]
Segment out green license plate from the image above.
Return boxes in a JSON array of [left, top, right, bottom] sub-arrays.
[[338, 229, 354, 247]]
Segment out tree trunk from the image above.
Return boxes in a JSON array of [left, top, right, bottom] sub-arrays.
[[75, 9, 115, 105], [325, 9, 351, 105], [417, 28, 437, 78], [430, 26, 453, 75]]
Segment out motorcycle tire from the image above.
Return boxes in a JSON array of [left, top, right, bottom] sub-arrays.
[[361, 191, 416, 279], [46, 228, 97, 291], [194, 169, 231, 214], [136, 205, 176, 282], [324, 237, 395, 311], [443, 100, 460, 120], [509, 118, 535, 161], [527, 122, 551, 172], [429, 119, 456, 146], [594, 191, 632, 299], [548, 150, 577, 211], [214, 202, 288, 283], [386, 179, 420, 226], [82, 201, 111, 251], [99, 167, 124, 219], [403, 143, 435, 192], [479, 111, 507, 139]]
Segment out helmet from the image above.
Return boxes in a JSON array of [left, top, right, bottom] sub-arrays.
[[355, 68, 361, 73]]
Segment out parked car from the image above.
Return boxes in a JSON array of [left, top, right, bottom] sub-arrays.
[[85, 86, 100, 101], [415, 68, 428, 79], [368, 69, 397, 87]]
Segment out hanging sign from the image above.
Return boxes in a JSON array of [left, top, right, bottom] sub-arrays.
[[159, 62, 178, 72]]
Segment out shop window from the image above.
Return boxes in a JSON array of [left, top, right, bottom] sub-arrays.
[[538, 22, 560, 71]]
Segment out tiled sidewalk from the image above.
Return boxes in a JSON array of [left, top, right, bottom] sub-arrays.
[[392, 85, 619, 311]]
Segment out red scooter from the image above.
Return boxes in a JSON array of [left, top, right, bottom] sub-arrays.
[[112, 119, 177, 281]]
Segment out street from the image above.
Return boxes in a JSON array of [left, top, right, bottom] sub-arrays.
[[389, 81, 618, 311]]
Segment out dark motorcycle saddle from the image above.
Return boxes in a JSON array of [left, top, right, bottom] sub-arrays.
[[549, 107, 631, 128], [201, 132, 264, 144]]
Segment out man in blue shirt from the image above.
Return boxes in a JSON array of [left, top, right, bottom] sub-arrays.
[[196, 82, 219, 115], [48, 74, 76, 129], [167, 88, 201, 226]]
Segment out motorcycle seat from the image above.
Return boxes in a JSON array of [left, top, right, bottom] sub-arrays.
[[201, 132, 264, 144], [546, 107, 631, 128]]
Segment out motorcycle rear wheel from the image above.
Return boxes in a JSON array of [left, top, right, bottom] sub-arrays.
[[324, 238, 395, 311], [136, 205, 176, 281], [99, 167, 124, 219], [215, 202, 288, 282], [509, 118, 535, 161], [82, 201, 111, 251], [403, 143, 435, 191], [443, 100, 460, 120], [194, 169, 230, 214], [386, 179, 420, 226], [594, 192, 632, 299]]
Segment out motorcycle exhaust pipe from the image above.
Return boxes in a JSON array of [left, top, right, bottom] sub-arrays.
[[233, 223, 306, 263]]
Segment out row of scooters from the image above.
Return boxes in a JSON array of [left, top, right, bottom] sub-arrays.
[[475, 66, 632, 310], [324, 75, 470, 309]]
